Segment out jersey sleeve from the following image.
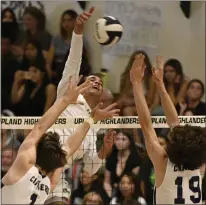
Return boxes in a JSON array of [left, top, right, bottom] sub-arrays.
[[57, 32, 83, 99]]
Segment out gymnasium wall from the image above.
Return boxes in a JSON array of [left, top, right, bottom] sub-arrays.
[[4, 1, 204, 95], [45, 1, 205, 95]]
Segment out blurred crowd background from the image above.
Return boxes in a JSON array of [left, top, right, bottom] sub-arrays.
[[1, 1, 205, 205]]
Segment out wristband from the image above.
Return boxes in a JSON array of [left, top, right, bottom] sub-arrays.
[[85, 117, 95, 126]]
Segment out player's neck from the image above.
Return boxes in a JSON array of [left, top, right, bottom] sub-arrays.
[[35, 165, 47, 176], [84, 95, 100, 109]]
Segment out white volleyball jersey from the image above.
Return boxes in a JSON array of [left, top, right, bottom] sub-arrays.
[[154, 160, 202, 204], [2, 166, 50, 204]]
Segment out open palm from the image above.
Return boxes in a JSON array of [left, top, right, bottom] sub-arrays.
[[152, 56, 164, 84], [91, 103, 120, 121], [130, 54, 145, 84], [62, 75, 91, 104]]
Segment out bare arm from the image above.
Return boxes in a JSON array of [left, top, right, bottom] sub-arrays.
[[154, 56, 180, 127], [19, 76, 91, 150], [130, 55, 166, 165], [65, 121, 90, 158], [57, 8, 94, 98], [44, 84, 57, 113]]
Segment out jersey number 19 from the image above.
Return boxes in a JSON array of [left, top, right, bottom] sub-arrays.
[[175, 176, 201, 204]]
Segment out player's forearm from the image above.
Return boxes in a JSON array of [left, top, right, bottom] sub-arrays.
[[97, 146, 112, 159], [132, 81, 158, 141], [36, 97, 69, 133], [57, 32, 83, 97], [65, 122, 90, 158], [157, 82, 179, 126]]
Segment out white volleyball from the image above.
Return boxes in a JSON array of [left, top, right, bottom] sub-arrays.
[[93, 16, 123, 46]]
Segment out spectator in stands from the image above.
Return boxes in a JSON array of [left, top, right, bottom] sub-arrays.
[[83, 192, 103, 205], [110, 173, 146, 205], [1, 8, 17, 22], [176, 79, 206, 116], [118, 50, 156, 115], [19, 39, 52, 78], [14, 6, 52, 61], [48, 9, 92, 85], [71, 169, 98, 205], [1, 147, 19, 178], [104, 130, 142, 198], [11, 63, 56, 116], [152, 59, 189, 115], [1, 26, 20, 111], [48, 10, 78, 71]]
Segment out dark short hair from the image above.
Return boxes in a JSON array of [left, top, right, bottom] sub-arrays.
[[187, 79, 205, 97], [36, 132, 67, 173], [167, 125, 206, 170]]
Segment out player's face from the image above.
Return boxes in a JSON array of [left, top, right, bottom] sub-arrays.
[[25, 43, 37, 60], [119, 175, 134, 197], [187, 82, 203, 101], [164, 65, 177, 83], [80, 171, 94, 185], [86, 76, 103, 96], [115, 133, 130, 150], [62, 14, 75, 32]]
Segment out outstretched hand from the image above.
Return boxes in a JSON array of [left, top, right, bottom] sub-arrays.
[[130, 54, 145, 84], [91, 103, 120, 122], [74, 7, 95, 34], [152, 56, 164, 85], [62, 75, 92, 104]]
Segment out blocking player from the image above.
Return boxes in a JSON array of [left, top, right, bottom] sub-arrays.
[[130, 54, 206, 204], [1, 75, 119, 204]]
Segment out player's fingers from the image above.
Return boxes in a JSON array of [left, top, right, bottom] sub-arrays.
[[152, 67, 156, 75], [80, 13, 89, 21], [76, 75, 83, 85], [77, 17, 85, 24], [79, 83, 92, 95], [83, 12, 92, 18], [94, 102, 104, 111], [108, 109, 120, 116], [89, 7, 95, 14], [104, 103, 117, 111], [78, 79, 90, 90]]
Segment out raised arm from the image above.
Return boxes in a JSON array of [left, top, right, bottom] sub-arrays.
[[152, 56, 180, 127], [130, 54, 166, 165], [57, 7, 95, 98], [20, 76, 91, 150], [65, 103, 120, 159]]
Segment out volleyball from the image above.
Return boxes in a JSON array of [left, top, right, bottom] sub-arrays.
[[93, 16, 123, 46]]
